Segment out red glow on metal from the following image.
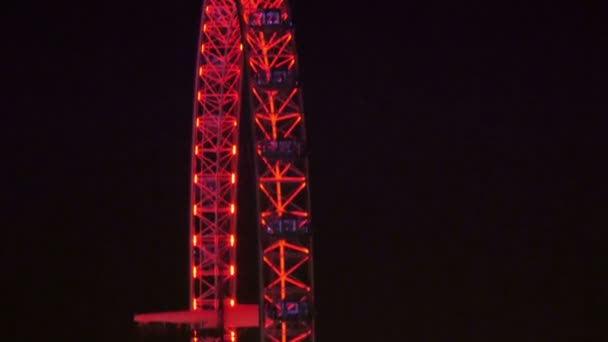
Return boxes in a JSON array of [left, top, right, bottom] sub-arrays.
[[135, 1, 315, 341], [241, 1, 315, 340], [134, 305, 259, 328], [190, 1, 242, 340]]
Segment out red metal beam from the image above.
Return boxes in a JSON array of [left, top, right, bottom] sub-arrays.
[[134, 304, 259, 328]]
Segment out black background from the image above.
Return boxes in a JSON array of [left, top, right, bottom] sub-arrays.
[[6, 0, 605, 341]]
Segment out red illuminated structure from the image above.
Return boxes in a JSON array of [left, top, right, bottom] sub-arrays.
[[134, 1, 315, 341]]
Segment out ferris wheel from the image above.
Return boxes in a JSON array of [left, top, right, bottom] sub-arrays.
[[135, 1, 316, 341]]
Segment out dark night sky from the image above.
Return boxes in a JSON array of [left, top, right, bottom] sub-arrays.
[[6, 1, 605, 341]]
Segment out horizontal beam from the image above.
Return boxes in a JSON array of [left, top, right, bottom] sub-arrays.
[[134, 304, 259, 328]]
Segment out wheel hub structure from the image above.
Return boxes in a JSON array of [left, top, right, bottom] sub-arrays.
[[134, 1, 316, 342]]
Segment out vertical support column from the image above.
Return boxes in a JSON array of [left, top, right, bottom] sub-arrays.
[[191, 0, 243, 340]]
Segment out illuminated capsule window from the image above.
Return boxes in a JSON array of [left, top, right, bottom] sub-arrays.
[[249, 9, 292, 31]]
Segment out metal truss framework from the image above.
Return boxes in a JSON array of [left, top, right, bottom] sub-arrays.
[[191, 1, 242, 341], [239, 1, 314, 342], [191, 1, 314, 342]]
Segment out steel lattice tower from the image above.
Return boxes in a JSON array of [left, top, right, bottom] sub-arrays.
[[134, 1, 315, 341]]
